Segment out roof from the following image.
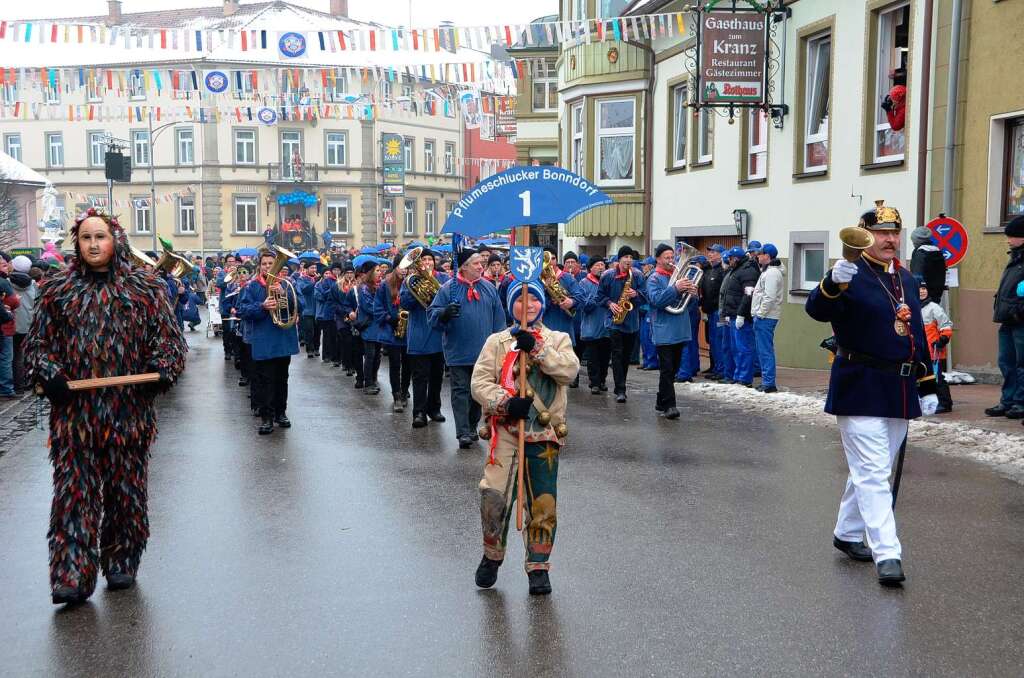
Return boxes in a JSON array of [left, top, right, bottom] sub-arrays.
[[0, 151, 49, 186], [508, 15, 560, 51], [622, 0, 678, 16]]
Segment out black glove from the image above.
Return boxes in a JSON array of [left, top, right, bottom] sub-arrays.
[[146, 368, 173, 395], [440, 302, 461, 321], [511, 328, 536, 353], [505, 396, 532, 421], [937, 335, 950, 348], [881, 94, 894, 113], [42, 375, 72, 406]]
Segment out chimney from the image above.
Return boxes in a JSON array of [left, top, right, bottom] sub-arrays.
[[223, 0, 240, 17], [329, 0, 348, 17], [107, 0, 122, 25]]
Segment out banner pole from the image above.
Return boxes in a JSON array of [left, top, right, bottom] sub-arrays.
[[516, 225, 529, 532]]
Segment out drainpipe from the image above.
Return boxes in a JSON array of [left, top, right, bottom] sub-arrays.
[[941, 0, 963, 217], [641, 43, 656, 252], [914, 0, 933, 224]]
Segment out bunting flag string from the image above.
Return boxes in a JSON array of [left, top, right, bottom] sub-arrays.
[[68, 187, 196, 210], [0, 12, 686, 55]]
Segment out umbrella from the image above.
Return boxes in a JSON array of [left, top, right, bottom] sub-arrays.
[[432, 243, 452, 253], [288, 257, 300, 265], [237, 247, 259, 257], [298, 250, 320, 261]]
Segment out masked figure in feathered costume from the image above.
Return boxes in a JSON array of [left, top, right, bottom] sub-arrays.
[[23, 208, 187, 605]]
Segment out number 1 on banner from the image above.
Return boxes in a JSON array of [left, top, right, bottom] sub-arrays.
[[518, 190, 531, 218]]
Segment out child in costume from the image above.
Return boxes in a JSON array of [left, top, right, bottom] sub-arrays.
[[471, 280, 579, 595], [918, 277, 954, 413], [24, 209, 187, 605]]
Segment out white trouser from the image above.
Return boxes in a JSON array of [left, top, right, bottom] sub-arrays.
[[833, 416, 908, 563]]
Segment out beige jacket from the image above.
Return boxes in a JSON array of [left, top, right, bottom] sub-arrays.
[[471, 325, 580, 444]]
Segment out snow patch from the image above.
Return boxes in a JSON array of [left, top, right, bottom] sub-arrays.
[[681, 382, 1024, 483]]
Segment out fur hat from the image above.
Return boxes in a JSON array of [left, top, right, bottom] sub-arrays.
[[617, 245, 634, 259], [587, 257, 605, 271], [654, 243, 673, 258], [456, 247, 478, 268]]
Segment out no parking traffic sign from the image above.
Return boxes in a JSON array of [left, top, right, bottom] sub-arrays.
[[925, 215, 969, 267]]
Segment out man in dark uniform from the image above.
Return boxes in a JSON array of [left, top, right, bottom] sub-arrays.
[[806, 201, 938, 586], [699, 245, 726, 379]]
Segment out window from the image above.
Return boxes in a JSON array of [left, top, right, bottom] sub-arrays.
[[132, 197, 152, 234], [381, 79, 392, 104], [4, 134, 21, 162], [571, 102, 585, 175], [446, 201, 457, 220], [382, 197, 395, 236], [747, 109, 768, 180], [804, 32, 831, 171], [86, 77, 103, 103], [532, 60, 558, 112], [234, 129, 256, 165], [128, 70, 146, 100], [444, 142, 455, 175], [46, 133, 64, 167], [571, 0, 586, 20], [671, 85, 687, 168], [402, 82, 413, 99], [403, 199, 416, 236], [326, 198, 350, 234], [424, 140, 435, 174], [1004, 117, 1024, 224], [404, 137, 414, 172], [234, 197, 258, 234], [131, 130, 150, 167], [45, 79, 61, 104], [233, 70, 256, 98], [797, 244, 825, 290], [176, 128, 194, 165], [424, 200, 437, 236], [177, 196, 196, 234], [874, 3, 909, 162], [325, 132, 347, 166], [696, 108, 714, 164], [281, 130, 301, 179], [1, 82, 17, 106], [595, 98, 635, 186], [600, 0, 629, 16], [89, 131, 107, 167], [325, 69, 350, 103]]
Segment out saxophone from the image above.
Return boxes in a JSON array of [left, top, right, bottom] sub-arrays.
[[540, 251, 575, 317], [611, 272, 634, 325], [395, 309, 410, 338]]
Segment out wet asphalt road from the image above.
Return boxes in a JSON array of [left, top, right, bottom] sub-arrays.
[[2, 331, 1024, 678]]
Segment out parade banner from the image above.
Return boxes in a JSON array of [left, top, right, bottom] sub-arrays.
[[698, 10, 768, 105]]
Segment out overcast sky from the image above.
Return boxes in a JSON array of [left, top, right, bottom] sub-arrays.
[[13, 0, 560, 26]]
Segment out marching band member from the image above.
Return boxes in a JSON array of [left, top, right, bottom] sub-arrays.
[[646, 244, 699, 420], [401, 248, 449, 429], [471, 280, 579, 595], [315, 262, 343, 367], [596, 246, 646, 403], [334, 264, 357, 377], [238, 249, 303, 435], [295, 260, 320, 359], [217, 253, 239, 361], [376, 254, 412, 412], [579, 257, 610, 394], [806, 203, 938, 586], [24, 209, 187, 605], [429, 248, 506, 449], [355, 260, 383, 395], [483, 253, 504, 286], [540, 248, 583, 389]]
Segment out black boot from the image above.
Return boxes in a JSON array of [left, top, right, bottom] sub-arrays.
[[258, 416, 274, 435], [275, 414, 291, 429], [475, 556, 502, 588], [528, 570, 552, 595], [412, 412, 428, 428], [427, 411, 446, 423], [52, 586, 89, 605], [106, 573, 136, 591]]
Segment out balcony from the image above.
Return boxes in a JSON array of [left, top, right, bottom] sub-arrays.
[[268, 162, 320, 183]]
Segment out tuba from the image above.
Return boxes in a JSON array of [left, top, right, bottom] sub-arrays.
[[611, 272, 634, 325], [128, 244, 157, 269], [665, 243, 704, 315], [265, 246, 300, 329], [398, 246, 441, 309], [540, 251, 575, 317], [154, 237, 194, 279]]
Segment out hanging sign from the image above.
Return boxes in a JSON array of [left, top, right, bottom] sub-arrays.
[[204, 70, 229, 94], [278, 31, 307, 58], [697, 9, 769, 105], [381, 133, 405, 197], [256, 107, 278, 125]]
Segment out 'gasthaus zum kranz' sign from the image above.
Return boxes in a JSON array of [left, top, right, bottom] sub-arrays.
[[698, 9, 769, 106]]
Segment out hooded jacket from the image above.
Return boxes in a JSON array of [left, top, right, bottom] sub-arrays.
[[751, 260, 785, 320], [994, 245, 1024, 325], [9, 271, 38, 335], [910, 245, 947, 303]]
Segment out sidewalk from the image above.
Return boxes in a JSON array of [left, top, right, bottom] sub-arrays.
[[0, 391, 45, 459]]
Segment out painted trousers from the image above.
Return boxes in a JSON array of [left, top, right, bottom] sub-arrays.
[[480, 437, 560, 572], [49, 444, 149, 595]]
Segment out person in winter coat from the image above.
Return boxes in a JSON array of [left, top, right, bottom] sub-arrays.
[[918, 277, 954, 413], [0, 251, 22, 397], [909, 226, 946, 304], [9, 255, 39, 392], [986, 215, 1024, 419], [699, 245, 727, 379], [751, 244, 784, 393], [720, 246, 761, 386]]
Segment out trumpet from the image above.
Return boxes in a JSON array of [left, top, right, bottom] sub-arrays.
[[665, 243, 703, 315]]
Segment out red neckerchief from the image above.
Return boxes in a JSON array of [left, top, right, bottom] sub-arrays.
[[483, 273, 494, 283], [457, 272, 480, 301], [655, 266, 673, 277], [323, 271, 337, 281], [256, 273, 268, 288], [586, 273, 600, 284], [615, 266, 630, 280]]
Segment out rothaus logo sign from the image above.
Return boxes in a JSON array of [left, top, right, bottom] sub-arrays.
[[699, 12, 768, 105]]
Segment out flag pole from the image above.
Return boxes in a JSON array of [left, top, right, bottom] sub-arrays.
[[516, 225, 529, 532]]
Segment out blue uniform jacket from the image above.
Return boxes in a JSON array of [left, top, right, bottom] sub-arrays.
[[596, 267, 646, 334], [238, 278, 302, 360], [577, 274, 609, 341], [806, 256, 935, 419], [645, 270, 693, 346], [428, 276, 506, 366], [295, 276, 317, 317], [374, 282, 405, 347], [399, 272, 448, 355], [355, 284, 383, 343], [314, 276, 340, 321], [332, 284, 356, 331], [540, 269, 583, 346]]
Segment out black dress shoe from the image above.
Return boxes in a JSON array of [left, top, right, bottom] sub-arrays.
[[471, 433, 480, 441], [599, 384, 608, 392], [52, 586, 89, 605], [275, 415, 291, 428], [984, 404, 1008, 417], [664, 406, 680, 420], [428, 411, 446, 423], [761, 385, 778, 393], [528, 570, 552, 595], [833, 537, 873, 562], [615, 394, 627, 403], [590, 386, 602, 395], [1006, 407, 1024, 419], [412, 413, 428, 428], [354, 380, 364, 389], [674, 377, 693, 384], [934, 405, 951, 414], [365, 384, 380, 395], [307, 353, 316, 359], [458, 435, 474, 449], [106, 573, 136, 591], [238, 378, 249, 387], [224, 354, 233, 361], [332, 362, 341, 368], [877, 559, 905, 586], [258, 418, 274, 435], [475, 555, 502, 588]]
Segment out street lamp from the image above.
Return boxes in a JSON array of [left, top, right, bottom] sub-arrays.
[[148, 111, 184, 253], [733, 209, 750, 241]]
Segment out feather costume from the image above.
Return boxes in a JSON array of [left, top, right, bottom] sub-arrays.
[[23, 210, 187, 596]]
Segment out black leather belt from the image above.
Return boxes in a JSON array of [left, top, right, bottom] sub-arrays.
[[836, 347, 920, 378]]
